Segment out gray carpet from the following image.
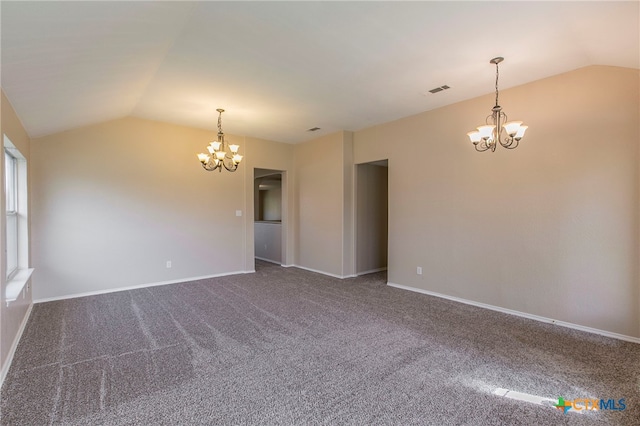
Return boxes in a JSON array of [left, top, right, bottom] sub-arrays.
[[1, 261, 638, 425]]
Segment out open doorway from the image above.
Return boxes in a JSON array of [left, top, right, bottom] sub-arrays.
[[355, 160, 388, 275], [254, 169, 284, 265]]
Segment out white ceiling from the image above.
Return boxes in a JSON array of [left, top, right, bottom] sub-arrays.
[[1, 1, 638, 143]]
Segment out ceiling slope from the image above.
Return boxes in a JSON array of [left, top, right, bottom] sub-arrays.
[[1, 1, 638, 143]]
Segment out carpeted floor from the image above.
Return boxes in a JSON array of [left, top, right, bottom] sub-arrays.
[[1, 261, 638, 425]]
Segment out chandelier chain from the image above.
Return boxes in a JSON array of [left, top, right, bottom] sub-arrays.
[[495, 61, 500, 107]]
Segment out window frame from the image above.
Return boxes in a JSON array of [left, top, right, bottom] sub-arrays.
[[5, 150, 19, 280]]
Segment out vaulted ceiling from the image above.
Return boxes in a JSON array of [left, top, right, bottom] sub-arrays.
[[1, 1, 638, 143]]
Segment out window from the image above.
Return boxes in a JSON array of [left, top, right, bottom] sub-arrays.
[[4, 135, 28, 287], [5, 150, 18, 279]]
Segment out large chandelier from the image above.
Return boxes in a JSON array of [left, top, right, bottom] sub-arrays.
[[467, 57, 528, 152], [197, 108, 243, 172]]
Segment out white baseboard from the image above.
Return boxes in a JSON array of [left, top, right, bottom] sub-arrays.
[[289, 264, 355, 279], [291, 264, 344, 279], [0, 302, 33, 388], [254, 256, 282, 265], [357, 267, 387, 276], [387, 282, 640, 344], [34, 270, 252, 304]]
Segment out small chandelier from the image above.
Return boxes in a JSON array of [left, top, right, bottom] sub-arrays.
[[467, 57, 528, 152], [197, 108, 243, 172]]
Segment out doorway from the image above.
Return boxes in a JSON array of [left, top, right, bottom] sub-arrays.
[[254, 168, 285, 266], [355, 160, 388, 275]]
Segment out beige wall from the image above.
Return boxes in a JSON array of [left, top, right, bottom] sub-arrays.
[[31, 117, 250, 300], [0, 90, 32, 374], [356, 163, 388, 274], [32, 119, 296, 299], [294, 131, 353, 277], [355, 65, 640, 337], [254, 222, 282, 263], [262, 187, 282, 221], [341, 132, 355, 277]]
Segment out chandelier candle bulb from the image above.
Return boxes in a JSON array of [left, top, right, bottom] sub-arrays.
[[478, 125, 495, 140], [467, 131, 482, 144], [466, 57, 528, 152], [515, 125, 528, 139], [503, 121, 523, 136]]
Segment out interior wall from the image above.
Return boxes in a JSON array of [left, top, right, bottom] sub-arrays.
[[31, 117, 249, 300], [0, 90, 32, 373], [254, 222, 282, 263], [341, 132, 355, 277], [255, 183, 263, 221], [356, 163, 388, 274], [262, 187, 282, 221], [254, 175, 282, 222], [294, 131, 350, 277], [254, 169, 275, 223], [354, 65, 640, 338]]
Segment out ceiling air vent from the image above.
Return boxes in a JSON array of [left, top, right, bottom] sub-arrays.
[[427, 85, 450, 94], [307, 127, 321, 132]]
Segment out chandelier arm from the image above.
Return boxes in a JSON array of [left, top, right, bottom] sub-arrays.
[[220, 153, 238, 172], [202, 162, 221, 172], [502, 138, 520, 149], [496, 111, 507, 146], [223, 161, 239, 172], [474, 142, 490, 152]]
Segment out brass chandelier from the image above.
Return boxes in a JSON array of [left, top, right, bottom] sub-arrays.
[[467, 57, 528, 152], [197, 108, 243, 172]]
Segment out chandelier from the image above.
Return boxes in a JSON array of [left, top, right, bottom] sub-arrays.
[[467, 57, 528, 152], [197, 108, 243, 172]]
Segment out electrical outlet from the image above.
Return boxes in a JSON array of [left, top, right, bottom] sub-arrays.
[[166, 261, 172, 268], [264, 244, 267, 250], [417, 267, 423, 275], [235, 210, 242, 217]]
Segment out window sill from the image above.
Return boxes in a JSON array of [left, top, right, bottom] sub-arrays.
[[6, 268, 34, 306]]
